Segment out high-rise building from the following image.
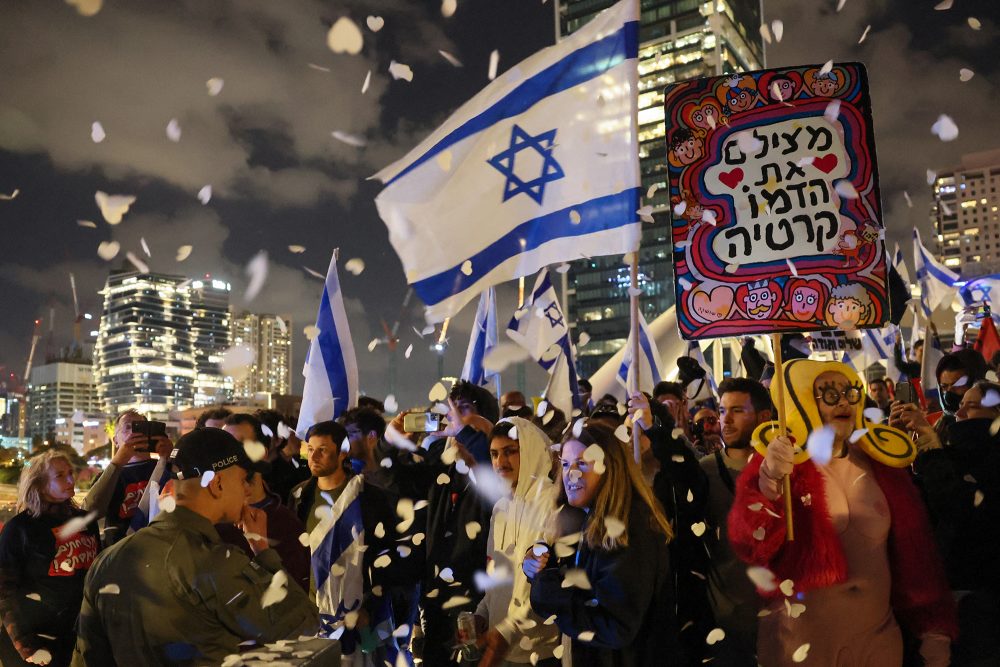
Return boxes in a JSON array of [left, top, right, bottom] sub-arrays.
[[190, 278, 233, 406], [230, 312, 293, 399], [556, 0, 765, 376], [94, 270, 202, 416], [932, 148, 1000, 278], [27, 357, 100, 443]]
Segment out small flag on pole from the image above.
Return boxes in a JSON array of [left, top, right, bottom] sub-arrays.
[[507, 269, 580, 417], [373, 0, 641, 321], [616, 310, 663, 394], [297, 252, 359, 438], [913, 229, 958, 316], [461, 287, 500, 391]]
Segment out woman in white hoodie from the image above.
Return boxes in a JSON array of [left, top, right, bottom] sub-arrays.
[[474, 417, 562, 667]]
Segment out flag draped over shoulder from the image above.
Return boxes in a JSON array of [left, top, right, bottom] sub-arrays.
[[913, 229, 958, 316], [297, 252, 358, 438], [373, 0, 641, 321], [507, 269, 580, 417], [617, 310, 663, 394], [310, 475, 400, 665], [461, 287, 499, 390]]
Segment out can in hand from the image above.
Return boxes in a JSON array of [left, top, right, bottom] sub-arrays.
[[456, 611, 481, 661]]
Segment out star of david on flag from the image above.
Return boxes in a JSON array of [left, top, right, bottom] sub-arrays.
[[373, 0, 641, 322], [487, 124, 565, 205]]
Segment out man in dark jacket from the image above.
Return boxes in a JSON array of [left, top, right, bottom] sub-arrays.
[[73, 428, 318, 666]]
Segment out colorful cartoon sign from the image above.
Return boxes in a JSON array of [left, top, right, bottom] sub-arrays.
[[664, 63, 889, 340]]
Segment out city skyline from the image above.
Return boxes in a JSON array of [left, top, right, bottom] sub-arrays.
[[0, 0, 996, 409]]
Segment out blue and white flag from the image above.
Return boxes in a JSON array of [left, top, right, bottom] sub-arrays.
[[310, 476, 404, 665], [893, 242, 911, 287], [507, 270, 580, 416], [921, 334, 945, 408], [461, 287, 500, 391], [373, 0, 641, 321], [297, 252, 358, 438], [617, 311, 663, 395], [959, 273, 1000, 306], [913, 229, 958, 316]]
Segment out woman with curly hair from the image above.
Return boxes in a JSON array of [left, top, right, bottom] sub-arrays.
[[0, 450, 100, 666]]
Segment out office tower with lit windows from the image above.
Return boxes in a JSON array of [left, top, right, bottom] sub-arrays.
[[932, 148, 1000, 278], [190, 278, 233, 406], [230, 312, 293, 399], [556, 0, 765, 376], [27, 357, 100, 442]]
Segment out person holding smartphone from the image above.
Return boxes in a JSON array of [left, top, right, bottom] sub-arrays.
[[82, 410, 172, 545]]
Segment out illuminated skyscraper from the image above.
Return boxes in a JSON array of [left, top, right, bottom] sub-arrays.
[[230, 312, 293, 399], [932, 148, 1000, 278], [94, 270, 232, 416], [556, 0, 765, 376], [27, 358, 99, 442]]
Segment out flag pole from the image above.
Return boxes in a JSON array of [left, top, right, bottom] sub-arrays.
[[770, 333, 795, 541], [630, 251, 642, 463]]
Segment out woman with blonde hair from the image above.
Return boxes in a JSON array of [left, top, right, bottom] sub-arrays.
[[523, 421, 682, 666], [728, 359, 957, 666], [0, 450, 100, 667]]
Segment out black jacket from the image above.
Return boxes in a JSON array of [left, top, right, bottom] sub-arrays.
[[0, 505, 100, 667], [529, 501, 681, 666]]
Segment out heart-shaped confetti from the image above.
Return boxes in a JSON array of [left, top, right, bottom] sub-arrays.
[[327, 17, 363, 54]]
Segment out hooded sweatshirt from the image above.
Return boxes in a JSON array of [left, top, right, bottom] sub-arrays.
[[475, 417, 561, 663]]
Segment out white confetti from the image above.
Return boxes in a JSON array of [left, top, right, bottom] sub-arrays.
[[562, 569, 591, 590], [824, 99, 841, 123], [786, 259, 798, 276], [441, 0, 457, 17], [331, 130, 366, 148], [968, 17, 981, 30], [65, 0, 102, 17], [461, 260, 473, 276], [604, 517, 625, 539], [308, 63, 331, 72], [27, 648, 53, 665], [820, 60, 833, 76], [125, 251, 149, 274], [57, 511, 97, 539], [807, 425, 835, 465], [389, 60, 413, 82], [97, 241, 120, 261], [569, 210, 582, 224], [77, 219, 97, 228], [374, 554, 392, 568], [344, 258, 366, 275], [691, 522, 707, 537], [465, 521, 481, 539], [366, 15, 384, 32], [836, 0, 847, 10], [220, 344, 256, 380], [779, 579, 795, 596], [367, 338, 379, 352], [160, 495, 176, 513], [931, 114, 959, 142], [195, 185, 212, 205], [206, 78, 224, 96], [303, 325, 320, 341], [834, 180, 859, 200], [261, 570, 288, 608], [288, 245, 306, 254], [200, 470, 216, 487], [140, 237, 151, 258], [243, 440, 267, 462], [176, 245, 192, 262], [673, 200, 687, 216], [442, 596, 471, 610], [244, 250, 268, 301], [439, 50, 463, 67], [578, 631, 595, 642], [974, 490, 985, 507], [746, 565, 779, 592], [858, 24, 871, 44], [404, 344, 413, 359], [792, 643, 810, 662], [903, 191, 913, 207], [702, 209, 717, 225], [706, 628, 726, 645], [752, 526, 766, 541], [771, 20, 783, 42], [488, 49, 500, 81], [934, 0, 952, 8], [864, 407, 885, 422], [959, 68, 975, 82], [166, 119, 182, 142], [637, 205, 655, 223], [95, 191, 136, 225], [428, 382, 448, 402], [327, 17, 363, 55], [98, 583, 121, 595], [91, 121, 105, 143], [759, 23, 772, 45]]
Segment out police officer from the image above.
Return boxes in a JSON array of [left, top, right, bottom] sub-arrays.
[[72, 428, 319, 665]]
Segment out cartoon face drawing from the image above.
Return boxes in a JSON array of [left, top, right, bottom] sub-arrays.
[[790, 286, 821, 320], [725, 86, 756, 114], [765, 75, 798, 103], [735, 280, 782, 320], [669, 129, 704, 167], [826, 283, 873, 330], [684, 99, 725, 133], [809, 74, 838, 97]]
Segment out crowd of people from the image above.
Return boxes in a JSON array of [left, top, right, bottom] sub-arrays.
[[0, 337, 997, 666]]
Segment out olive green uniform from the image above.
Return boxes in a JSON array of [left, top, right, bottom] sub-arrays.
[[72, 505, 319, 666]]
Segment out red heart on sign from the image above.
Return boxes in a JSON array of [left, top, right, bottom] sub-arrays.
[[719, 168, 744, 189], [813, 154, 838, 174]]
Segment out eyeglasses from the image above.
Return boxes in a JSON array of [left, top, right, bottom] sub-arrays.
[[695, 416, 719, 426], [814, 386, 863, 406]]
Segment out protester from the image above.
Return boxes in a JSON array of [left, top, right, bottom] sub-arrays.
[[867, 377, 891, 413], [340, 406, 394, 485], [500, 390, 534, 419], [82, 410, 171, 545], [357, 395, 386, 413], [699, 378, 773, 665], [73, 428, 318, 665], [217, 413, 310, 592], [473, 418, 560, 666], [254, 410, 310, 503], [0, 451, 100, 667], [195, 407, 232, 429], [691, 407, 722, 455], [896, 380, 1000, 664], [290, 420, 355, 535], [652, 381, 691, 439], [728, 359, 957, 666], [524, 421, 681, 666], [935, 348, 989, 419], [578, 378, 594, 414]]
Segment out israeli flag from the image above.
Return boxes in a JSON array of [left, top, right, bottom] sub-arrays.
[[913, 229, 958, 316], [507, 270, 580, 416], [893, 242, 911, 287], [297, 252, 358, 438], [921, 335, 945, 407], [959, 274, 1000, 306], [310, 476, 404, 664], [461, 287, 500, 390], [616, 311, 663, 394], [373, 0, 641, 321]]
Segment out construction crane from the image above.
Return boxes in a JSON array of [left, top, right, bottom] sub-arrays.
[[16, 319, 42, 438]]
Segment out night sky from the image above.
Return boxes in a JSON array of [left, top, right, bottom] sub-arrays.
[[0, 0, 996, 408]]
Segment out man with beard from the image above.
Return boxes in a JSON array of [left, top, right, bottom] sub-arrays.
[[699, 378, 773, 665]]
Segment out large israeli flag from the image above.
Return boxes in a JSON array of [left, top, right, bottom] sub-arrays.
[[373, 0, 641, 321], [297, 252, 358, 438], [617, 311, 663, 395], [913, 229, 958, 316], [461, 287, 500, 390], [892, 242, 911, 287], [507, 270, 581, 416]]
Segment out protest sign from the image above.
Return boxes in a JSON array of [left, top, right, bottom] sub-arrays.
[[810, 330, 862, 353], [664, 63, 889, 340]]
